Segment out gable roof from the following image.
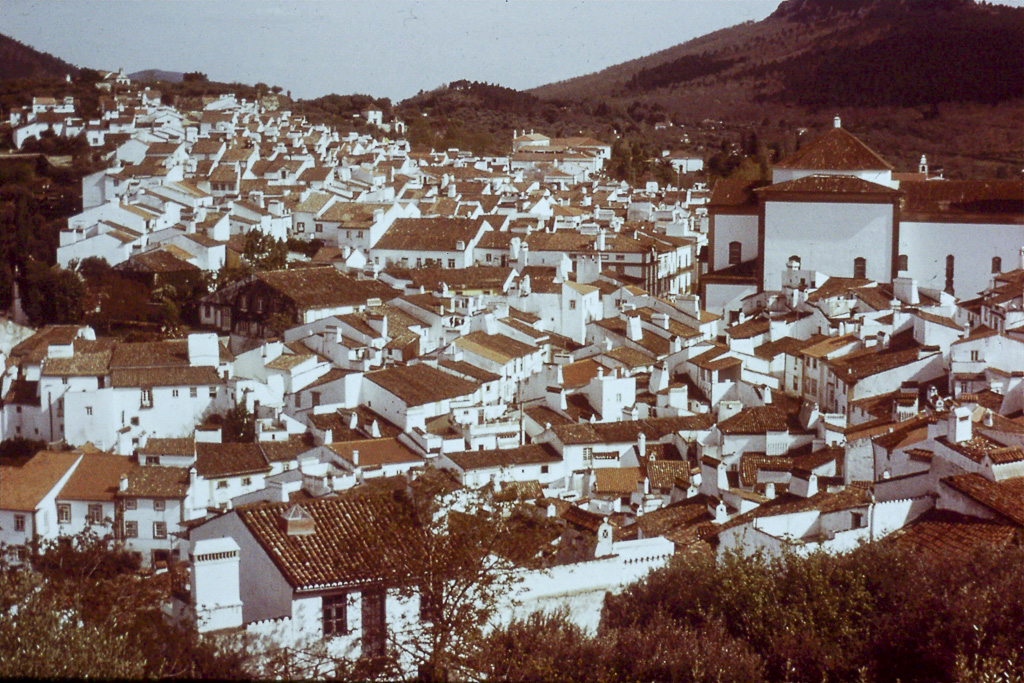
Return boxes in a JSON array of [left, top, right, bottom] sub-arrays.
[[57, 453, 137, 502], [254, 267, 397, 311], [365, 363, 480, 407], [445, 444, 560, 472], [374, 216, 489, 252], [0, 451, 83, 512], [194, 442, 270, 479]]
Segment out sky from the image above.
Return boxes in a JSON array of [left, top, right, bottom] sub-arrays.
[[4, 0, 1023, 103], [2, 0, 785, 101]]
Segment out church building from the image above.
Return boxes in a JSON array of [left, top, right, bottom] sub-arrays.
[[704, 118, 1024, 315]]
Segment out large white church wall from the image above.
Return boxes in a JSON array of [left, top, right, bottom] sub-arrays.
[[711, 213, 759, 271], [763, 201, 893, 291], [899, 220, 1024, 300]]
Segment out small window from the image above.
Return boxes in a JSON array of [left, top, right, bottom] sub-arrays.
[[323, 593, 348, 636], [315, 223, 323, 233], [153, 499, 165, 511], [728, 241, 742, 265], [124, 498, 137, 510], [242, 477, 252, 486], [485, 253, 492, 262], [853, 257, 866, 279], [146, 456, 159, 466], [541, 465, 549, 474], [569, 300, 577, 310], [172, 389, 179, 398], [57, 503, 71, 524], [86, 406, 93, 416], [992, 256, 1002, 274], [448, 259, 455, 268], [153, 522, 167, 539], [190, 387, 198, 398], [131, 416, 140, 426], [209, 387, 217, 398], [88, 504, 104, 524], [217, 481, 228, 489], [124, 521, 138, 538], [897, 254, 908, 271]]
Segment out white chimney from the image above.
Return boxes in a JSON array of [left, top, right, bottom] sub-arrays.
[[833, 115, 841, 128], [948, 406, 972, 443], [626, 315, 643, 341], [352, 449, 359, 466], [188, 332, 220, 368], [191, 537, 243, 633]]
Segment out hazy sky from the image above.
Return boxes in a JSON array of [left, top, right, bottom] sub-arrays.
[[3, 0, 785, 101], [4, 1, 1023, 102]]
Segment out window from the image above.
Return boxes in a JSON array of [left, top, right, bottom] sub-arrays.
[[541, 465, 549, 474], [569, 300, 577, 310], [582, 446, 593, 464], [945, 255, 955, 293], [315, 222, 323, 233], [322, 593, 348, 636], [141, 388, 153, 408], [242, 477, 252, 486], [853, 257, 866, 279], [448, 259, 455, 268], [788, 255, 802, 269], [86, 406, 93, 416], [728, 241, 742, 265], [146, 456, 160, 465], [992, 256, 1002, 274], [216, 481, 228, 489], [124, 521, 138, 538], [153, 499, 165, 511], [970, 350, 981, 362], [419, 585, 440, 623], [172, 389, 179, 398], [616, 254, 625, 261], [311, 391, 321, 407], [190, 387, 198, 398], [897, 254, 908, 271], [362, 589, 387, 656], [153, 522, 167, 539], [131, 416, 140, 426], [486, 253, 492, 262], [88, 504, 104, 524], [209, 387, 217, 398], [124, 498, 137, 510], [57, 503, 71, 524]]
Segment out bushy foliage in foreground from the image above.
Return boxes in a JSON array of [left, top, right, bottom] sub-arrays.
[[479, 541, 1024, 683]]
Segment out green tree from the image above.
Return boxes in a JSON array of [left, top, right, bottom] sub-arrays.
[[221, 402, 255, 443], [242, 230, 288, 271], [370, 469, 556, 682], [19, 259, 86, 325]]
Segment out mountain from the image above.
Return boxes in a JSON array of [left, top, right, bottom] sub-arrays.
[[531, 0, 1023, 114], [128, 69, 185, 83], [0, 34, 80, 81]]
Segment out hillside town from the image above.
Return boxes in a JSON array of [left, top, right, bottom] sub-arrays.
[[2, 73, 1023, 676]]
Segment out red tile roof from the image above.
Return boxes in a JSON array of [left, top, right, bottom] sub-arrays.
[[58, 453, 136, 502], [1, 451, 83, 512], [774, 127, 893, 171]]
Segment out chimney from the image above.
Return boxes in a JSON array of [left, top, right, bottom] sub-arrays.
[[948, 406, 972, 443], [279, 504, 315, 536], [984, 410, 994, 428], [191, 537, 242, 633], [349, 412, 358, 430], [596, 230, 606, 251], [919, 155, 928, 175], [638, 432, 646, 459], [626, 315, 643, 341], [352, 449, 359, 466], [833, 115, 841, 128], [652, 312, 670, 330], [595, 521, 613, 558], [893, 276, 919, 304], [119, 474, 129, 492]]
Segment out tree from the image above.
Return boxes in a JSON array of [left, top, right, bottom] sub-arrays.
[[19, 259, 86, 325], [369, 469, 556, 682], [0, 529, 246, 679], [242, 230, 288, 271], [221, 402, 255, 443]]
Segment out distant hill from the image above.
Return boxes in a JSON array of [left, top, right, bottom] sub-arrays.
[[0, 34, 79, 81], [128, 69, 184, 83], [531, 0, 1023, 114]]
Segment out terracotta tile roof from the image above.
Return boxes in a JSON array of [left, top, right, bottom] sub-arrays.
[[194, 442, 270, 478], [108, 339, 189, 368], [717, 485, 873, 535], [718, 395, 806, 435], [327, 437, 422, 468], [236, 493, 411, 590], [900, 179, 1023, 221], [138, 437, 195, 457], [941, 474, 1024, 526], [804, 277, 873, 304], [58, 453, 137, 502], [773, 127, 893, 171], [636, 497, 715, 542], [0, 451, 83, 511], [40, 339, 115, 377], [110, 366, 222, 388], [552, 414, 714, 445], [645, 459, 690, 490], [445, 444, 560, 472], [604, 345, 658, 368], [117, 465, 190, 499], [437, 360, 501, 383], [886, 509, 1020, 557], [375, 216, 489, 252], [758, 174, 901, 197], [260, 437, 317, 464], [254, 267, 398, 311], [455, 331, 537, 364], [388, 266, 514, 293], [560, 358, 605, 389], [754, 336, 820, 361], [123, 249, 201, 273], [524, 405, 575, 429], [561, 504, 605, 532], [365, 363, 480, 407], [593, 467, 641, 496]]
